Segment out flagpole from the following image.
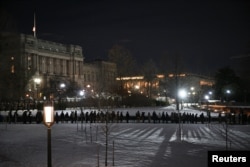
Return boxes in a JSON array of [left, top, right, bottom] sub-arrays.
[[33, 12, 36, 38]]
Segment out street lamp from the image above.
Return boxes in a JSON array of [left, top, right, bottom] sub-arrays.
[[226, 89, 231, 103], [34, 77, 41, 99], [43, 101, 55, 167], [178, 89, 187, 109], [225, 89, 231, 150], [190, 87, 195, 106], [204, 95, 209, 101], [79, 90, 85, 101], [176, 89, 187, 141], [204, 94, 211, 123], [60, 83, 65, 89]]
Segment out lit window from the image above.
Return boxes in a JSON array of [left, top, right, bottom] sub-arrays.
[[11, 65, 15, 73]]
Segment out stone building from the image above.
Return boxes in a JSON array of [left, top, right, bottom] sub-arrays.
[[0, 32, 118, 101], [82, 59, 117, 98]]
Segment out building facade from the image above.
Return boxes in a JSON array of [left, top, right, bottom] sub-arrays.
[[116, 75, 165, 98], [83, 60, 117, 98], [0, 32, 118, 101], [117, 73, 215, 102], [0, 32, 213, 103]]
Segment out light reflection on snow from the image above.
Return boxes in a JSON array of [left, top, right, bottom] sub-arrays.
[[169, 131, 177, 142], [168, 124, 250, 150], [1, 121, 250, 166]]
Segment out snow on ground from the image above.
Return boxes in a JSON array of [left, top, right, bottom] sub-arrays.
[[0, 106, 249, 167]]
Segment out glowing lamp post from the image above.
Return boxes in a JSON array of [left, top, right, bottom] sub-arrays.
[[178, 89, 187, 110], [204, 95, 211, 123], [226, 89, 231, 103], [177, 89, 187, 141], [34, 77, 41, 99], [43, 102, 54, 167]]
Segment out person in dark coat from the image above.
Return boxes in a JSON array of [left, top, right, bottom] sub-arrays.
[[200, 113, 204, 124], [195, 114, 198, 124], [23, 111, 27, 124], [126, 111, 130, 123], [8, 110, 12, 124], [165, 112, 169, 123], [218, 112, 222, 123], [152, 111, 157, 124], [14, 110, 18, 123], [161, 112, 165, 123], [55, 112, 59, 124], [36, 110, 43, 124], [60, 111, 65, 123], [65, 112, 69, 123], [70, 111, 74, 123], [80, 111, 84, 123], [74, 110, 78, 123], [120, 112, 124, 123], [141, 112, 145, 123], [85, 112, 89, 123], [148, 112, 151, 123], [136, 110, 140, 123], [28, 111, 32, 124]]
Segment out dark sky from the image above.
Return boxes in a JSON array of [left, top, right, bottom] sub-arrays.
[[1, 0, 250, 75]]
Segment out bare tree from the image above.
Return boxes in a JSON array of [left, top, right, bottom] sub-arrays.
[[140, 59, 158, 98], [0, 6, 17, 32], [108, 44, 137, 99], [100, 107, 117, 166]]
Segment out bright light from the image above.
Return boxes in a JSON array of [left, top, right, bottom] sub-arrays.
[[34, 78, 41, 84], [226, 90, 231, 94], [79, 90, 84, 96], [60, 83, 65, 88], [44, 106, 54, 123], [134, 85, 140, 89], [204, 95, 209, 100], [178, 89, 187, 99], [43, 102, 55, 128]]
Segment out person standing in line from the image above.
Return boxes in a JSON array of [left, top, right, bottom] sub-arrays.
[[148, 112, 151, 123], [126, 111, 130, 123]]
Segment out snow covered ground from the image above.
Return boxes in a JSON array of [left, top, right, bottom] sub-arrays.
[[1, 106, 250, 167]]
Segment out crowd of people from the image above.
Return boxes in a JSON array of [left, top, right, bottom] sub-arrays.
[[1, 100, 249, 125], [41, 110, 207, 124], [1, 109, 250, 125]]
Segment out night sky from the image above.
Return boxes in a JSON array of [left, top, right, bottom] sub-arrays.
[[1, 0, 250, 75]]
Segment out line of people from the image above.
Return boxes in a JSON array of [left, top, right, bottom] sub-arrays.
[[53, 110, 207, 124], [1, 109, 250, 125], [0, 110, 41, 124]]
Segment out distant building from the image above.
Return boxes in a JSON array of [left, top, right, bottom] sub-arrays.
[[166, 73, 215, 101], [116, 74, 165, 99], [0, 32, 213, 102], [117, 73, 214, 102], [82, 59, 117, 97], [0, 32, 117, 100]]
